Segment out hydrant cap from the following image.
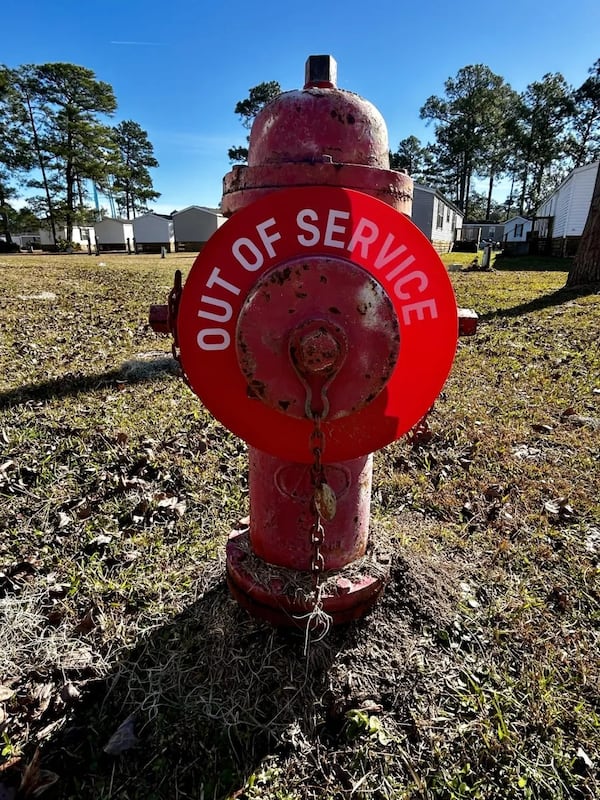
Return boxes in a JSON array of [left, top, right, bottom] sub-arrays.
[[248, 55, 390, 169]]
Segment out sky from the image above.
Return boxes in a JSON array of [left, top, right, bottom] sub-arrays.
[[3, 0, 599, 215]]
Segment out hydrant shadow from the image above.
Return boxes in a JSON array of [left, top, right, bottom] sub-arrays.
[[42, 564, 355, 799]]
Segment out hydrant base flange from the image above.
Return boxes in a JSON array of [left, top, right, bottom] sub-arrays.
[[226, 527, 389, 626]]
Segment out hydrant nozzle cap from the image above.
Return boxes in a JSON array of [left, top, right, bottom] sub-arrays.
[[304, 54, 337, 89]]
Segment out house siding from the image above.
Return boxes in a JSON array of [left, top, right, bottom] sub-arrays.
[[412, 185, 463, 254], [36, 226, 96, 250], [172, 207, 226, 251], [94, 218, 135, 251], [133, 214, 175, 252], [535, 161, 598, 255]]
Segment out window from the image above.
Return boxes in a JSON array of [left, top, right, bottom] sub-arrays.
[[446, 207, 450, 223], [436, 201, 444, 230], [514, 223, 523, 238]]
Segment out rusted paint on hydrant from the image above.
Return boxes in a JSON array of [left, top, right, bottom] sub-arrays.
[[150, 55, 471, 628]]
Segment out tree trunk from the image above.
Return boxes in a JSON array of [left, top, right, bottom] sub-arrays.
[[566, 163, 600, 286], [0, 188, 12, 244], [24, 91, 58, 246], [486, 171, 495, 220]]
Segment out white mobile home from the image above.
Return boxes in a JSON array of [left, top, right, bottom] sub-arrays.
[[411, 185, 463, 254], [535, 161, 598, 257], [133, 213, 175, 253], [94, 217, 135, 252], [502, 216, 533, 255], [172, 206, 226, 252], [31, 225, 96, 251]]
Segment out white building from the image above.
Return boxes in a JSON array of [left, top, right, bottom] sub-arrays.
[[172, 206, 226, 252], [11, 225, 96, 251], [502, 216, 533, 255], [535, 161, 598, 256], [411, 185, 464, 254], [132, 213, 175, 253], [94, 217, 135, 252]]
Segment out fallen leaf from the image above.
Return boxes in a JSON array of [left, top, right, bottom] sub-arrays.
[[0, 686, 15, 702], [544, 497, 575, 520], [87, 533, 112, 548], [103, 714, 138, 755], [576, 746, 594, 769], [56, 512, 71, 530], [532, 423, 553, 434], [60, 683, 81, 704], [73, 608, 96, 635], [18, 749, 58, 797]]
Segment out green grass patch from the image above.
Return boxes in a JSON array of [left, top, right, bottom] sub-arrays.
[[0, 253, 599, 799]]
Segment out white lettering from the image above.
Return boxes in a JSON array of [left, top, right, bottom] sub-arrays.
[[385, 255, 416, 281], [393, 271, 429, 300], [197, 328, 230, 350], [324, 209, 350, 248], [348, 217, 379, 259], [198, 296, 234, 323], [232, 237, 263, 271], [205, 266, 240, 295], [401, 299, 438, 325], [374, 234, 409, 269], [256, 218, 281, 258], [296, 208, 320, 246]]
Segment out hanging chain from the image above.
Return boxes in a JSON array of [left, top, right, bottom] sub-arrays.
[[300, 411, 337, 653], [167, 269, 183, 364], [166, 269, 193, 389]]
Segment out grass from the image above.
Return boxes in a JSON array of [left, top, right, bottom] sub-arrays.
[[0, 251, 599, 799]]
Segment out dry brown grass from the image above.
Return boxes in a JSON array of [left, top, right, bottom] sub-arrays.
[[0, 252, 598, 799]]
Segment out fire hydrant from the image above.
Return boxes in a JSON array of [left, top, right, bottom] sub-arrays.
[[150, 55, 474, 627]]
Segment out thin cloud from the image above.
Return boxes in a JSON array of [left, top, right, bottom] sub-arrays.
[[110, 40, 164, 46]]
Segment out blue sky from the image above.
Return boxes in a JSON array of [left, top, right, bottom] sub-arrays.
[[3, 0, 599, 214]]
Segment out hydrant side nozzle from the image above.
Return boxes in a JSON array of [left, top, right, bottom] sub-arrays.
[[304, 54, 337, 89], [149, 304, 169, 334]]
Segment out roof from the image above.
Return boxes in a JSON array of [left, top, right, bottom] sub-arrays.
[[504, 215, 532, 225], [173, 205, 223, 216], [97, 216, 133, 224], [134, 212, 173, 221]]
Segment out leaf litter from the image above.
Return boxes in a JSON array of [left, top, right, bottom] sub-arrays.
[[0, 254, 599, 798]]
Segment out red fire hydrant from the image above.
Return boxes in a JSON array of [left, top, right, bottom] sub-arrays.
[[151, 56, 474, 627]]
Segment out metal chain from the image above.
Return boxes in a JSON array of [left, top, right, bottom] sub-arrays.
[[300, 414, 335, 653], [167, 269, 182, 363], [166, 269, 193, 389]]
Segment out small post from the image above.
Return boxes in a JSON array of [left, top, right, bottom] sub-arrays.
[[481, 241, 492, 269], [161, 246, 166, 259], [127, 238, 132, 255]]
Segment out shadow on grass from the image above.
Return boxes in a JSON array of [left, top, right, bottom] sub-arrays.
[[41, 572, 351, 799], [493, 255, 573, 272], [480, 281, 599, 321], [0, 358, 179, 412]]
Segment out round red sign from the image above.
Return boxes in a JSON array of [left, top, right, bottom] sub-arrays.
[[177, 187, 458, 463]]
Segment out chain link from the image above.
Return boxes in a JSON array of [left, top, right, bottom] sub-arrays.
[[299, 413, 334, 653]]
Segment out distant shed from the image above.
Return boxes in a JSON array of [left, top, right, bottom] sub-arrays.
[[94, 217, 135, 252], [133, 213, 175, 253], [172, 206, 226, 253]]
